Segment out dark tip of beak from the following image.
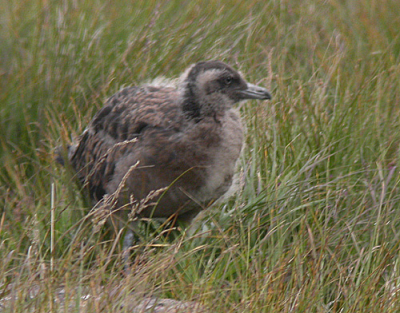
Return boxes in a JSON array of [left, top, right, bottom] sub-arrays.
[[239, 83, 272, 100]]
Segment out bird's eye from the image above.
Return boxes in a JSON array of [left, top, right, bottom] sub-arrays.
[[225, 77, 233, 85]]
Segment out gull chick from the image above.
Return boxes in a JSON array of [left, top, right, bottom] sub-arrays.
[[60, 61, 271, 232]]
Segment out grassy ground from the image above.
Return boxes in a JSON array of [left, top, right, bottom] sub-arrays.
[[1, 0, 400, 311]]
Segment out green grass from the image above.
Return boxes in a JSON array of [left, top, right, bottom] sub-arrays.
[[1, 0, 400, 311]]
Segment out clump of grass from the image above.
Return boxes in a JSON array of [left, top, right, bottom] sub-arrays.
[[1, 0, 400, 311]]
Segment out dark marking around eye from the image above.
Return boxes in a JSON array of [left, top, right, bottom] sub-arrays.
[[225, 76, 233, 85]]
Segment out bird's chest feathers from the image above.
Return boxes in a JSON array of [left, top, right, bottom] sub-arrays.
[[189, 110, 244, 201]]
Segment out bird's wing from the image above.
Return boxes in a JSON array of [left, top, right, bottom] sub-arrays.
[[68, 86, 182, 201], [91, 86, 181, 141]]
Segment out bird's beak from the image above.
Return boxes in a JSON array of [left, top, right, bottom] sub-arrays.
[[238, 83, 272, 100]]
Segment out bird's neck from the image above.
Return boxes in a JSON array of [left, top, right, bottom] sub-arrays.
[[181, 88, 202, 122]]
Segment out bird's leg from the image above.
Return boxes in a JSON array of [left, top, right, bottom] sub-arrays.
[[122, 220, 141, 273], [122, 229, 134, 273]]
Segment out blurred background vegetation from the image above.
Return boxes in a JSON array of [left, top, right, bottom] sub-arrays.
[[1, 0, 400, 311]]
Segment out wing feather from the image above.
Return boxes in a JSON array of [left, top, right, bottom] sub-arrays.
[[68, 86, 182, 201]]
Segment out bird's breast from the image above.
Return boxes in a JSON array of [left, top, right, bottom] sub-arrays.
[[188, 109, 244, 202]]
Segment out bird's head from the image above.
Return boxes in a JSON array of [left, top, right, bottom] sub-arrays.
[[180, 61, 271, 120]]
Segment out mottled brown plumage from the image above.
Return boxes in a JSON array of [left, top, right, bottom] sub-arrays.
[[61, 61, 271, 231]]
